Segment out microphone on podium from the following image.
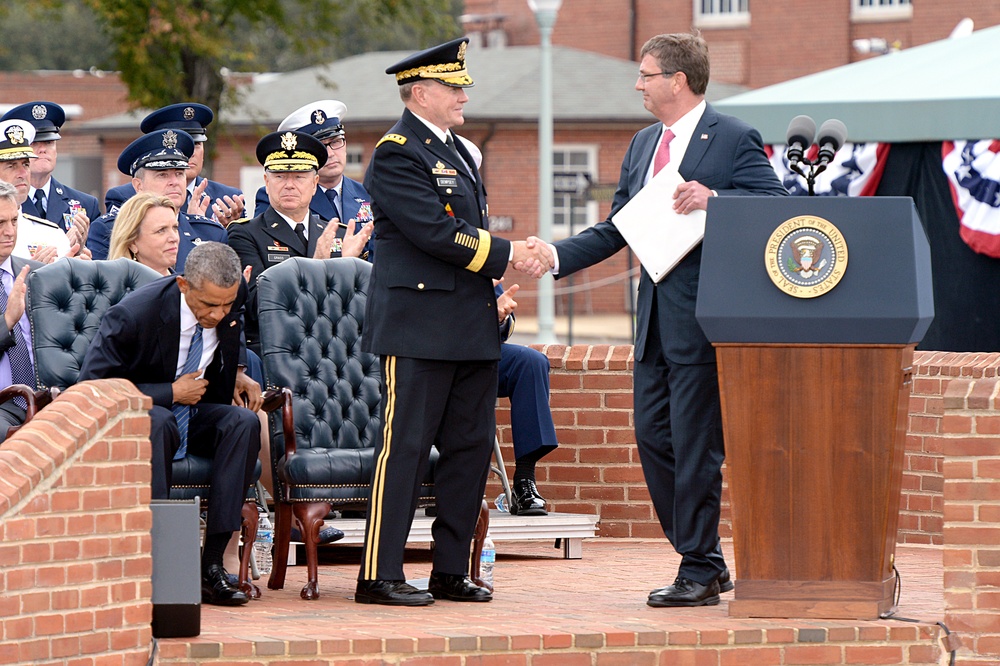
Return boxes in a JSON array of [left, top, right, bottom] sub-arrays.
[[815, 119, 848, 168], [785, 115, 816, 168]]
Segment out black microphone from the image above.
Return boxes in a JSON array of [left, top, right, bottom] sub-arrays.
[[815, 119, 848, 167], [785, 115, 816, 166]]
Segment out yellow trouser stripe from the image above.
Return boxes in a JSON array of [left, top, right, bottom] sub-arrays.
[[364, 355, 396, 579], [464, 228, 491, 273]]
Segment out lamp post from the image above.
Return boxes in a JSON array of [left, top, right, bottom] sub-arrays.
[[529, 0, 561, 344]]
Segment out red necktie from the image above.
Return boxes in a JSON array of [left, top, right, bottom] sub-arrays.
[[653, 129, 675, 175]]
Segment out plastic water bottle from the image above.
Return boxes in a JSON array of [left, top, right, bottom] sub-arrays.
[[253, 510, 273, 575], [479, 533, 495, 588], [494, 493, 509, 513]]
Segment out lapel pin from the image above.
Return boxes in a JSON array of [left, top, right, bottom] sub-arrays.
[[425, 138, 432, 144], [270, 222, 279, 228], [701, 134, 709, 140], [229, 321, 237, 327]]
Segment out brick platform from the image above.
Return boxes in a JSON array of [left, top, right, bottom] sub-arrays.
[[157, 540, 946, 665]]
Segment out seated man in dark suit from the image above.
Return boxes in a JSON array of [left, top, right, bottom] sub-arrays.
[[0, 181, 43, 443], [79, 242, 262, 606]]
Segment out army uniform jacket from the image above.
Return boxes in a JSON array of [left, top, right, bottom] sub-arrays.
[[361, 108, 510, 361]]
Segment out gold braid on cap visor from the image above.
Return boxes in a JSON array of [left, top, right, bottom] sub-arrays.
[[264, 151, 320, 172], [395, 63, 472, 85]]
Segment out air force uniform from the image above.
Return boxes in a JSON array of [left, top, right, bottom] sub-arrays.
[[1, 102, 101, 230], [103, 103, 243, 219], [357, 39, 509, 595], [87, 129, 226, 271]]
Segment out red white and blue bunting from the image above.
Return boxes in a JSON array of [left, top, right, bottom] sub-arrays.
[[766, 142, 890, 198], [943, 140, 1000, 259]]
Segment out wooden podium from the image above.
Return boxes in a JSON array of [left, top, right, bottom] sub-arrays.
[[696, 197, 934, 620]]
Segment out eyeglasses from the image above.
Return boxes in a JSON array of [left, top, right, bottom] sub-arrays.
[[637, 70, 675, 82], [323, 137, 347, 150]]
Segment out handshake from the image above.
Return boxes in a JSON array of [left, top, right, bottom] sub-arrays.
[[510, 236, 554, 279]]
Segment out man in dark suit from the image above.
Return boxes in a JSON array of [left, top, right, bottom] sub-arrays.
[[0, 181, 43, 443], [355, 38, 542, 607], [253, 100, 376, 261], [523, 33, 787, 607], [87, 129, 228, 272], [227, 130, 372, 354], [104, 103, 244, 227], [1, 102, 100, 244], [79, 242, 262, 606]]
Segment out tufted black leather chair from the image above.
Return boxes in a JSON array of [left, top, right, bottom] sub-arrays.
[[24, 258, 262, 597], [257, 257, 443, 599]]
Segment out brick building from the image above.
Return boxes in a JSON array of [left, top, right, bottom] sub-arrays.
[[461, 0, 1000, 88]]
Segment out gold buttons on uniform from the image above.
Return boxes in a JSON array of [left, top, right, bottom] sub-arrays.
[[446, 188, 453, 194], [417, 283, 425, 290]]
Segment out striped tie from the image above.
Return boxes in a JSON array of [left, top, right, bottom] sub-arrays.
[[171, 324, 203, 460], [0, 274, 35, 410]]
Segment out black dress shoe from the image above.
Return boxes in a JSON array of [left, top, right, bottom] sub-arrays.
[[510, 479, 547, 516], [354, 579, 433, 606], [428, 572, 493, 602], [718, 567, 734, 593], [290, 525, 345, 545], [202, 564, 250, 606], [647, 577, 720, 607]]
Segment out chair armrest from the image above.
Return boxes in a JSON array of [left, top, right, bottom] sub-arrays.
[[0, 386, 55, 435], [261, 388, 283, 413]]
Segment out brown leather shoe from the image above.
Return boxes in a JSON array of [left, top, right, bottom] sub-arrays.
[[354, 579, 433, 606], [428, 572, 493, 602]]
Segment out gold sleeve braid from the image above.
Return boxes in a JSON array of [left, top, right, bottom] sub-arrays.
[[459, 228, 491, 272]]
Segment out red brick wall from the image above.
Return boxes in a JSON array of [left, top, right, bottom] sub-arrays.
[[490, 347, 1000, 545], [0, 380, 154, 666], [940, 376, 1000, 665]]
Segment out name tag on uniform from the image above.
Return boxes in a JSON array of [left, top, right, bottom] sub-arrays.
[[436, 177, 458, 187], [432, 167, 458, 176], [267, 254, 290, 263]]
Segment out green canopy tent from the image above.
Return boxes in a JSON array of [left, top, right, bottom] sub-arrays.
[[715, 25, 1000, 352]]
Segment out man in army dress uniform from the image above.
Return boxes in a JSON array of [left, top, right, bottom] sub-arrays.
[[226, 130, 372, 354], [354, 38, 546, 607], [87, 129, 227, 272]]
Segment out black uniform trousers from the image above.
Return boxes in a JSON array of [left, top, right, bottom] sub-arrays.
[[361, 355, 497, 582], [150, 402, 260, 535], [633, 299, 727, 587]]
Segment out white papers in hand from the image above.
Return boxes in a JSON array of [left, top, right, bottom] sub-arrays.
[[611, 167, 706, 283]]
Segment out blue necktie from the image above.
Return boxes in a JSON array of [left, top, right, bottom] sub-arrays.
[[325, 187, 341, 222], [33, 190, 47, 218], [0, 274, 35, 410], [171, 324, 203, 459]]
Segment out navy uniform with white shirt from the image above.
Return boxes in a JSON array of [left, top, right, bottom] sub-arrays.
[[104, 103, 243, 218], [1, 102, 101, 229], [356, 38, 509, 606], [87, 129, 227, 271], [252, 100, 375, 261]]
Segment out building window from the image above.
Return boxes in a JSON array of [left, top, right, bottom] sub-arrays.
[[694, 0, 750, 29], [851, 0, 912, 22], [344, 145, 365, 179], [552, 145, 598, 239]]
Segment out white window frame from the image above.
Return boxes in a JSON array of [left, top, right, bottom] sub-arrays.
[[344, 144, 365, 180], [693, 0, 750, 29], [552, 144, 599, 240], [851, 0, 912, 23]]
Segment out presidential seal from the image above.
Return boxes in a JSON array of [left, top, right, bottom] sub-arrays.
[[764, 215, 848, 298]]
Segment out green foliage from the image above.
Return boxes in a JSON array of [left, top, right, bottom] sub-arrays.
[[0, 1, 114, 71]]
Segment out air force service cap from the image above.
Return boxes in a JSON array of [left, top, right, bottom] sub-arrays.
[[278, 100, 347, 141], [140, 103, 213, 142], [0, 120, 38, 161], [1, 102, 65, 141], [386, 37, 474, 88], [256, 131, 327, 172], [118, 129, 194, 176]]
